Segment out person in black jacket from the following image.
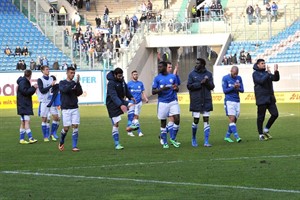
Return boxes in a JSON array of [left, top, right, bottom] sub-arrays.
[[58, 67, 83, 152], [187, 58, 215, 147], [106, 67, 136, 150], [252, 59, 280, 141], [17, 70, 38, 144]]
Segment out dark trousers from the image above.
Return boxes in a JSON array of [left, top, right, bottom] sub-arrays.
[[257, 103, 279, 135]]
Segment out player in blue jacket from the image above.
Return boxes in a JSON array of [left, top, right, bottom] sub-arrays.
[[106, 67, 136, 150], [17, 70, 38, 144], [152, 61, 180, 149], [187, 58, 215, 147], [222, 66, 244, 143], [127, 70, 149, 137]]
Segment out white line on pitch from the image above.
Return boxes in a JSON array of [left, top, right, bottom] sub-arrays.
[[17, 154, 300, 172], [2, 170, 300, 194]]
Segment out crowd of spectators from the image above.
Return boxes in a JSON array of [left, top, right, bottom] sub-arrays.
[[63, 1, 169, 68], [191, 0, 224, 22], [4, 45, 29, 57], [222, 49, 252, 65], [246, 1, 278, 25]]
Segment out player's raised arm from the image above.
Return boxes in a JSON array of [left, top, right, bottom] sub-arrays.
[[59, 80, 76, 93]]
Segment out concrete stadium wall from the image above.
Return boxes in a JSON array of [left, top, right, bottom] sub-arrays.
[[126, 40, 158, 97]]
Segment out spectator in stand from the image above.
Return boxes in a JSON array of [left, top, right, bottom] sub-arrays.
[[147, 0, 153, 12], [204, 3, 210, 21], [222, 55, 229, 65], [232, 53, 238, 64], [210, 2, 217, 20], [141, 2, 147, 14], [106, 38, 113, 53], [71, 0, 78, 9], [95, 41, 103, 62], [271, 2, 278, 22], [125, 15, 130, 29], [114, 36, 121, 57], [88, 45, 97, 65], [164, 0, 168, 9], [107, 19, 114, 36], [216, 2, 223, 20], [228, 55, 233, 65], [4, 45, 13, 56], [78, 0, 83, 9], [246, 5, 254, 25], [42, 56, 49, 66], [95, 15, 101, 28], [239, 49, 246, 64], [104, 5, 109, 24], [61, 62, 68, 70], [115, 18, 121, 35], [16, 60, 26, 70], [140, 13, 147, 23], [64, 28, 69, 47], [49, 6, 57, 25], [15, 46, 22, 56], [59, 5, 67, 26], [30, 59, 36, 70], [246, 52, 252, 64], [36, 56, 42, 70], [102, 49, 112, 69], [266, 3, 271, 21], [53, 60, 60, 70], [22, 46, 29, 56], [73, 12, 81, 28], [255, 4, 261, 24], [85, 0, 90, 11]]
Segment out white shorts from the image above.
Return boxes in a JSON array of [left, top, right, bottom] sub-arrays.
[[62, 108, 80, 127], [157, 100, 180, 120], [38, 102, 50, 117], [20, 115, 30, 121], [192, 111, 210, 118], [225, 101, 240, 117], [47, 107, 61, 120], [111, 115, 121, 125], [134, 101, 142, 116], [38, 102, 59, 117]]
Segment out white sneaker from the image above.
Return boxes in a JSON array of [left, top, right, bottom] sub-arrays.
[[127, 132, 135, 137], [138, 132, 144, 137]]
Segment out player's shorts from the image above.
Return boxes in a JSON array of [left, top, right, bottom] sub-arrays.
[[192, 111, 210, 118], [20, 115, 30, 121], [157, 100, 180, 120], [134, 101, 142, 116], [224, 101, 240, 117], [47, 107, 61, 120], [111, 115, 121, 125], [39, 102, 60, 118], [62, 108, 80, 127]]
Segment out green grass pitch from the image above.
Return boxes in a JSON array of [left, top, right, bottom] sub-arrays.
[[0, 103, 300, 199]]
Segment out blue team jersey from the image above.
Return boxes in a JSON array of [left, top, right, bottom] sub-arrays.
[[222, 74, 244, 102], [127, 80, 145, 104], [152, 73, 178, 103]]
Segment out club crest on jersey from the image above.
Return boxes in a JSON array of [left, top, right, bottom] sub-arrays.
[[169, 79, 174, 83]]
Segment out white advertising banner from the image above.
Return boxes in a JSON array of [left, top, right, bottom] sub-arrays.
[[0, 70, 105, 108], [214, 63, 300, 93]]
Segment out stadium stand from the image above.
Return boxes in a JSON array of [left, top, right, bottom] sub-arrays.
[[224, 20, 300, 64], [0, 0, 72, 71]]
